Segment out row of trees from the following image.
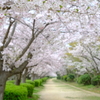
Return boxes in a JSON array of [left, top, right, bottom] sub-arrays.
[[65, 35, 100, 77], [0, 0, 100, 99], [0, 0, 66, 99]]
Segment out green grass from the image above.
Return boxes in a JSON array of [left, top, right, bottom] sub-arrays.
[[27, 94, 39, 100], [83, 96, 100, 100], [65, 96, 100, 100], [27, 86, 44, 100]]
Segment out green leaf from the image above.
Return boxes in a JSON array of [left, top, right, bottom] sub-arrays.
[[86, 6, 90, 10], [75, 9, 79, 12], [69, 47, 73, 50], [4, 13, 7, 16], [43, 1, 46, 4], [65, 53, 72, 57], [59, 5, 63, 9], [69, 42, 78, 47], [73, 57, 82, 62], [56, 10, 61, 12]]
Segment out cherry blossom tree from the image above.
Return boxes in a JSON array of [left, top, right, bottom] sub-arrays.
[[0, 0, 54, 99], [0, 0, 100, 99], [64, 34, 100, 77]]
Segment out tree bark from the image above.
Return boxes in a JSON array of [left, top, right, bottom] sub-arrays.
[[31, 73, 36, 81], [34, 74, 39, 80], [15, 73, 22, 85], [0, 72, 8, 100], [21, 74, 26, 83], [31, 76, 34, 81], [31, 75, 34, 81], [21, 68, 28, 83]]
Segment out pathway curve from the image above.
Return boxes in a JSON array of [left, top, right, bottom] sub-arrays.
[[38, 78, 100, 100]]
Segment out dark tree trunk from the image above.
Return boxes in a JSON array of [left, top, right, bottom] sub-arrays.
[[0, 72, 8, 100], [15, 73, 22, 85], [0, 49, 8, 100]]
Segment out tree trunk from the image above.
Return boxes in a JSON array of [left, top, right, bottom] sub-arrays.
[[21, 75, 26, 83], [31, 77, 33, 81], [31, 73, 36, 81], [21, 68, 28, 83], [31, 75, 35, 81], [15, 73, 22, 85], [34, 74, 39, 80], [0, 72, 8, 100]]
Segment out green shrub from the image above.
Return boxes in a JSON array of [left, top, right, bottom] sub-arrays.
[[6, 80, 15, 84], [57, 74, 61, 79], [91, 75, 100, 86], [78, 74, 91, 85], [62, 75, 67, 81], [41, 77, 48, 82], [40, 79, 43, 85], [26, 80, 35, 86], [4, 84, 27, 100], [34, 79, 42, 87], [38, 79, 42, 85], [6, 82, 14, 85], [67, 74, 75, 82], [21, 83, 34, 97]]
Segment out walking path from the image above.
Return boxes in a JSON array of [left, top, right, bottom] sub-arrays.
[[38, 78, 100, 100]]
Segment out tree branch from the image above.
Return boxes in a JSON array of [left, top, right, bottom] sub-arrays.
[[35, 22, 56, 38], [15, 21, 50, 62], [6, 16, 32, 29], [9, 52, 33, 76], [15, 20, 36, 62], [4, 21, 17, 48], [81, 44, 100, 73], [9, 60, 28, 77], [93, 56, 100, 61], [3, 18, 14, 47]]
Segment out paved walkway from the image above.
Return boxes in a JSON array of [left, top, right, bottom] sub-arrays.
[[38, 78, 100, 100]]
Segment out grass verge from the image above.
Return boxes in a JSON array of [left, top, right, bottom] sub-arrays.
[[67, 82, 100, 94]]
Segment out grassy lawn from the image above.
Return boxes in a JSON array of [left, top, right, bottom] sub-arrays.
[[27, 86, 44, 100], [65, 96, 100, 100]]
